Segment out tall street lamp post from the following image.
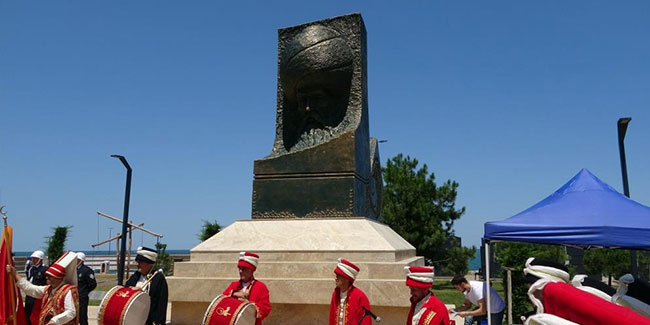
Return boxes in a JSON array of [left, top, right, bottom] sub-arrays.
[[617, 117, 637, 276], [111, 154, 132, 285]]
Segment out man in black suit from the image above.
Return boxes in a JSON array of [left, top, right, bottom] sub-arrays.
[[125, 246, 168, 325], [76, 252, 97, 325], [24, 250, 47, 325]]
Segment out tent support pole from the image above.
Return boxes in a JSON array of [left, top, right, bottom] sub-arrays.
[[507, 268, 512, 325], [486, 240, 492, 325]]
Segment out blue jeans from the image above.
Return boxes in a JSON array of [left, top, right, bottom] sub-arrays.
[[464, 310, 504, 325]]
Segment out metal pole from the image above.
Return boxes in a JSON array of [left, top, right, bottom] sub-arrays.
[[96, 211, 162, 238], [485, 241, 492, 325], [111, 154, 132, 285], [617, 118, 637, 277], [108, 228, 113, 255], [115, 236, 120, 276], [127, 228, 133, 277], [507, 268, 513, 325]]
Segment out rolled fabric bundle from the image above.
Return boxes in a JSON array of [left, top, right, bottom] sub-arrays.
[[613, 274, 650, 319], [619, 274, 650, 306], [528, 278, 650, 324], [570, 275, 615, 301], [524, 257, 570, 283], [524, 313, 579, 325]]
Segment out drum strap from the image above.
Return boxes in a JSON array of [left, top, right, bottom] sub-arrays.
[[234, 279, 256, 296], [141, 269, 162, 294], [39, 284, 75, 325]]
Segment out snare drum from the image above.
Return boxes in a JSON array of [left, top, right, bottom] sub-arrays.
[[98, 286, 150, 325], [202, 294, 257, 325]]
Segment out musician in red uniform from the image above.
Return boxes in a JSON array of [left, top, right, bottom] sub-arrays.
[[7, 251, 79, 325], [328, 258, 372, 325], [405, 266, 450, 325], [223, 252, 271, 324]]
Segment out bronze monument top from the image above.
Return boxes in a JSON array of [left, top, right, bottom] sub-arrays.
[[252, 14, 382, 219]]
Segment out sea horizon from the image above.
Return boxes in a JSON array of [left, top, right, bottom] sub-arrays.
[[13, 249, 191, 256]]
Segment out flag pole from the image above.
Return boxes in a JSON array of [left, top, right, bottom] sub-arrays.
[[1, 206, 19, 325]]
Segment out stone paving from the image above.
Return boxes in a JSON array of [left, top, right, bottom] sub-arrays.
[[86, 303, 464, 325]]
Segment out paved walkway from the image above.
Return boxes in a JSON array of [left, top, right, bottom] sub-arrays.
[[87, 304, 463, 324]]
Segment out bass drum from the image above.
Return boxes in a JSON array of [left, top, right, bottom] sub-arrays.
[[98, 286, 151, 325], [202, 294, 257, 325]]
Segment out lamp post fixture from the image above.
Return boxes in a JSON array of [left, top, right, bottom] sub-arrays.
[[111, 154, 132, 285], [617, 117, 637, 276]]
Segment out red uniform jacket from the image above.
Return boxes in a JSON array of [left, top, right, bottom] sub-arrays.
[[542, 281, 650, 325], [223, 279, 271, 325], [40, 284, 79, 325], [329, 286, 371, 325], [407, 293, 450, 325]]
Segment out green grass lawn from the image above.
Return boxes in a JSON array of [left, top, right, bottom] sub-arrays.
[[95, 273, 118, 291], [90, 274, 117, 306]]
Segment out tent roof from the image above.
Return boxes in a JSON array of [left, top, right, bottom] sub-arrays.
[[484, 168, 650, 249]]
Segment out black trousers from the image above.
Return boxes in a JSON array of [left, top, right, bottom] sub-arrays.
[[24, 298, 35, 325], [79, 296, 89, 325]]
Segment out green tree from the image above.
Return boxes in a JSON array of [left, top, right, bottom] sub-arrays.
[[494, 242, 568, 321], [443, 246, 477, 276], [381, 154, 465, 265], [198, 219, 222, 242], [153, 242, 174, 276], [584, 249, 630, 286], [46, 226, 71, 263]]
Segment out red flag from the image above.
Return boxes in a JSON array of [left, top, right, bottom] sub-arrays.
[[0, 225, 26, 325]]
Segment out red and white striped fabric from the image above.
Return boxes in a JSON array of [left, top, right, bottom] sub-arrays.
[[334, 258, 360, 283], [238, 252, 259, 271], [44, 251, 78, 285], [45, 263, 66, 279], [404, 266, 434, 289]]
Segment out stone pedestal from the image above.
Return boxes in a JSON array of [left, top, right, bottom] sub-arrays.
[[168, 218, 423, 324]]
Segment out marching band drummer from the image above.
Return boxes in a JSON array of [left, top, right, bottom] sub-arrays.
[[125, 246, 168, 325], [6, 251, 79, 325], [223, 252, 272, 324]]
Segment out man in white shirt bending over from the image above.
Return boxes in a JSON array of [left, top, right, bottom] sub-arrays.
[[451, 276, 505, 325]]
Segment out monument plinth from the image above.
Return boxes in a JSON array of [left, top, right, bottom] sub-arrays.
[[168, 14, 421, 324]]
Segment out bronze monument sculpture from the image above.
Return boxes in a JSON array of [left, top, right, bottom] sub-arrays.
[[253, 14, 382, 219]]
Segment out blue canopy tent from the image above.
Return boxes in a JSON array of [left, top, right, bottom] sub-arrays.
[[480, 169, 650, 324], [485, 168, 650, 248]]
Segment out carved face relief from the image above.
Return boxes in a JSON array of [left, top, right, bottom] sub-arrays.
[[296, 88, 329, 131], [280, 25, 353, 151]]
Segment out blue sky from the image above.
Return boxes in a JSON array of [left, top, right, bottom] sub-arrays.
[[1, 1, 649, 252]]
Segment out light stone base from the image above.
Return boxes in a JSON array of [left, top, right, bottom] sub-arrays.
[[168, 218, 424, 324], [172, 302, 409, 325]]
